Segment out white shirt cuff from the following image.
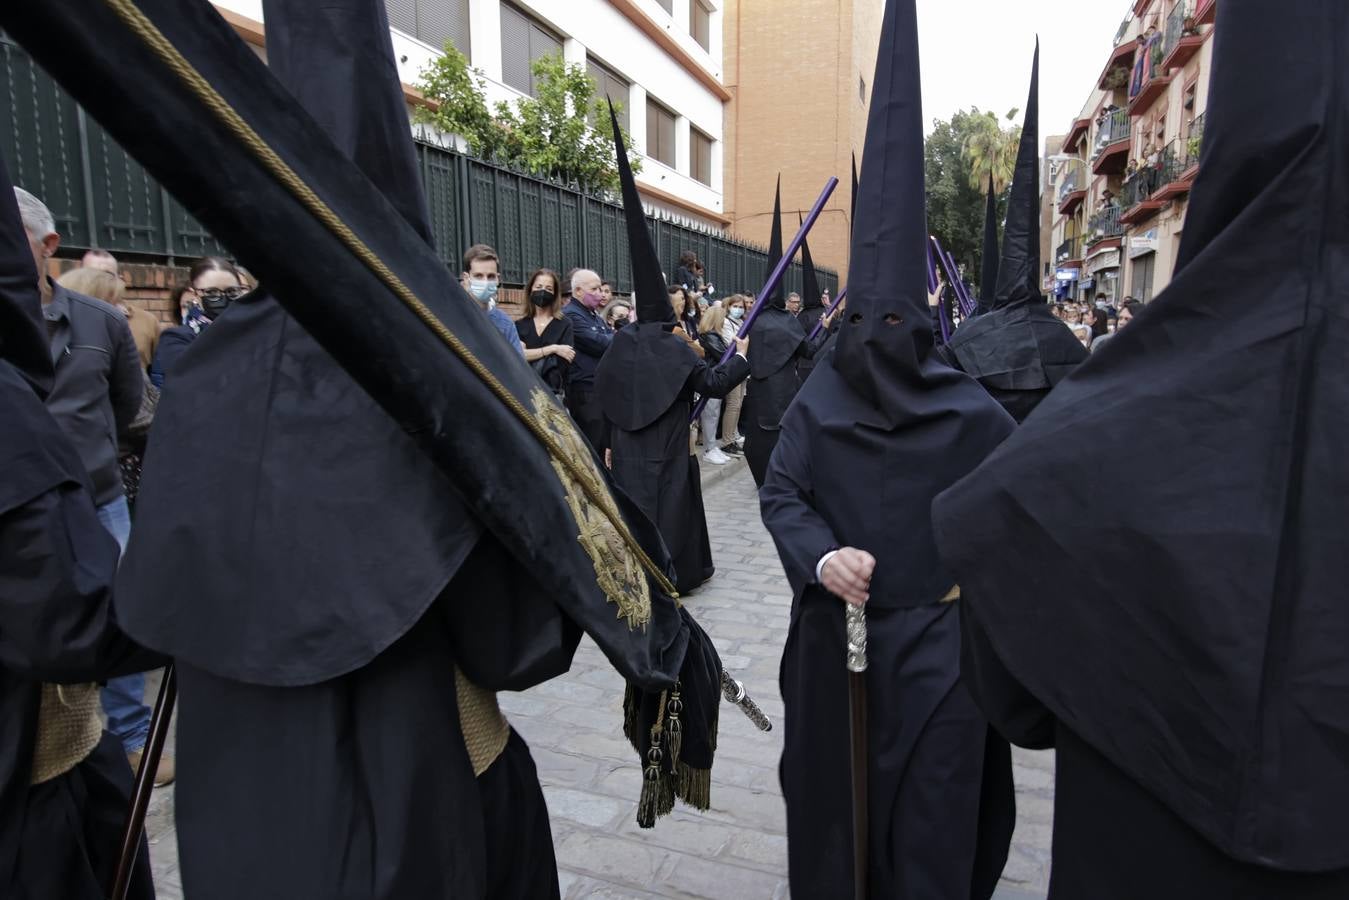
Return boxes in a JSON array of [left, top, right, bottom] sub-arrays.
[[815, 550, 840, 583]]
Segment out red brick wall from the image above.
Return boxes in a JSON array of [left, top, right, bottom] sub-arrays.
[[49, 257, 186, 325]]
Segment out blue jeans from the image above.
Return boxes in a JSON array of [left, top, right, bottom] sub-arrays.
[[96, 496, 151, 754]]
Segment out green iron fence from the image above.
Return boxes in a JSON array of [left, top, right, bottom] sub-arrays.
[[0, 35, 836, 297]]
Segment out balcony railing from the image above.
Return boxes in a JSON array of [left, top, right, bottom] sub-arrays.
[[1087, 206, 1125, 244], [1183, 112, 1206, 168], [1163, 3, 1191, 58], [1056, 235, 1083, 264], [1092, 108, 1132, 153], [1057, 166, 1082, 203]]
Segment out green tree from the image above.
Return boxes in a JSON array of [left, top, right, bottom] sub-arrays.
[[415, 47, 637, 195], [963, 107, 1022, 195], [925, 109, 1010, 297]]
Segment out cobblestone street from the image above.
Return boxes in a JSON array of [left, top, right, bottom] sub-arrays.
[[143, 461, 1053, 898]]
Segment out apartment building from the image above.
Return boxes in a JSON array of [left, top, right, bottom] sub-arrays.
[[1047, 0, 1217, 305], [214, 0, 732, 228], [721, 0, 881, 278]]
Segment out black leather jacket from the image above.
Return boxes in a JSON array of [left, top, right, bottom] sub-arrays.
[[41, 283, 142, 506]]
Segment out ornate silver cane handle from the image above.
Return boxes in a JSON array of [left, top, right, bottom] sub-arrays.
[[845, 603, 868, 673], [721, 670, 773, 732]]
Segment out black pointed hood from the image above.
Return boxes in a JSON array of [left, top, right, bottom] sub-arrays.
[[262, 0, 433, 244], [595, 102, 702, 431], [990, 42, 1040, 310], [0, 156, 50, 399], [934, 2, 1349, 870], [766, 177, 785, 308], [978, 173, 999, 312], [798, 212, 823, 310], [832, 0, 972, 427], [611, 102, 674, 325]]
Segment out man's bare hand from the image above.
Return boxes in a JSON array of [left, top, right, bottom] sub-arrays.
[[822, 548, 876, 606]]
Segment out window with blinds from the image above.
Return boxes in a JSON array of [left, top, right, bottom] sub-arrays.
[[385, 0, 471, 56], [587, 59, 630, 131], [500, 3, 563, 97], [646, 98, 677, 168], [691, 128, 713, 186], [690, 1, 711, 52]]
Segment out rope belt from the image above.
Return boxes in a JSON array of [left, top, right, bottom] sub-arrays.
[[30, 683, 103, 785], [455, 668, 510, 777], [942, 584, 961, 603]]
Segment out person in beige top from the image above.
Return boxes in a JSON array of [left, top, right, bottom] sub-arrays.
[[77, 249, 160, 371]]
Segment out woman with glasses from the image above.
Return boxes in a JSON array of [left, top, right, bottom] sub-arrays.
[[150, 256, 247, 387]]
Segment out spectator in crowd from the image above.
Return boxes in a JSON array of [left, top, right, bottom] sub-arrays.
[[77, 250, 160, 372], [15, 186, 169, 784], [151, 255, 247, 387], [515, 267, 574, 400], [786, 292, 802, 315], [675, 249, 700, 294], [1071, 323, 1093, 349], [600, 279, 613, 306], [1090, 306, 1110, 341], [1092, 297, 1143, 354], [671, 284, 702, 347], [718, 294, 749, 455], [459, 243, 523, 357], [668, 285, 705, 358], [604, 299, 631, 330], [697, 300, 732, 464], [562, 267, 613, 453]]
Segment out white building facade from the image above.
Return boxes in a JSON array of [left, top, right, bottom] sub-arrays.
[[213, 0, 730, 227]]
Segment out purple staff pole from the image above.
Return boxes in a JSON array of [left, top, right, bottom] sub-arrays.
[[691, 176, 839, 421], [929, 235, 974, 317], [807, 287, 847, 341], [944, 248, 977, 317]]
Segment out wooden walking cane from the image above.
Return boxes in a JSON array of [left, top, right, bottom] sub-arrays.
[[846, 603, 869, 900], [110, 665, 177, 900]]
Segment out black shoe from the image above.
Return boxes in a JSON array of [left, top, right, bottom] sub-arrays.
[[723, 442, 744, 455]]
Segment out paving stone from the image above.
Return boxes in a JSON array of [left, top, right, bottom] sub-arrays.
[[653, 849, 788, 899], [542, 785, 631, 829], [554, 832, 666, 888]]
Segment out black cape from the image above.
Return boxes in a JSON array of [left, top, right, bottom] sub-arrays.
[[743, 307, 825, 485], [600, 328, 750, 592], [935, 0, 1349, 878]]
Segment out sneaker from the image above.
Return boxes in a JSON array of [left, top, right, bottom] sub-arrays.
[[722, 442, 744, 456], [703, 447, 731, 465]]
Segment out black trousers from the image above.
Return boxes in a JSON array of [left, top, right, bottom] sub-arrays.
[[565, 386, 607, 455]]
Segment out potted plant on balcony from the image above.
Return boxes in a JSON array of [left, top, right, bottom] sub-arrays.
[[1186, 134, 1203, 163], [1182, 14, 1199, 36]]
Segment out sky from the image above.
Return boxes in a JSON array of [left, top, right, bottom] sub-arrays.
[[914, 0, 1135, 143]]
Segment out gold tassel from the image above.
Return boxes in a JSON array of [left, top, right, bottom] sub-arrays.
[[666, 682, 684, 768], [675, 763, 712, 811], [636, 730, 664, 829]]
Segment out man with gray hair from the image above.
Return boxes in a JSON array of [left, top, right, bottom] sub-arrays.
[[16, 187, 155, 778], [786, 291, 802, 315], [562, 267, 613, 453]]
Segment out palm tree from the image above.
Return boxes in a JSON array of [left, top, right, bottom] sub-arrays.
[[963, 108, 1022, 195]]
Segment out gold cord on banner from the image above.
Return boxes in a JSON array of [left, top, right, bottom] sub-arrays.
[[99, 0, 676, 613]]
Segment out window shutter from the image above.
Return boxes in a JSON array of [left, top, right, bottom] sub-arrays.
[[500, 4, 532, 94]]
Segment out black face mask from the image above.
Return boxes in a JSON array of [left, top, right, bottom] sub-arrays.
[[530, 289, 555, 308], [613, 319, 627, 330], [198, 286, 246, 320]]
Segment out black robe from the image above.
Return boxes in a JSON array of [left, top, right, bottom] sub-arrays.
[[761, 359, 1015, 898], [0, 364, 164, 900], [794, 304, 827, 380], [939, 301, 1088, 423], [743, 306, 827, 486], [601, 328, 750, 593]]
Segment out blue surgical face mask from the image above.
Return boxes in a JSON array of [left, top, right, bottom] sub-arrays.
[[467, 278, 498, 305], [728, 306, 744, 320]]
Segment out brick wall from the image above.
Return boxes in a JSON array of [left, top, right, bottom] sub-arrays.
[[49, 257, 186, 325]]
